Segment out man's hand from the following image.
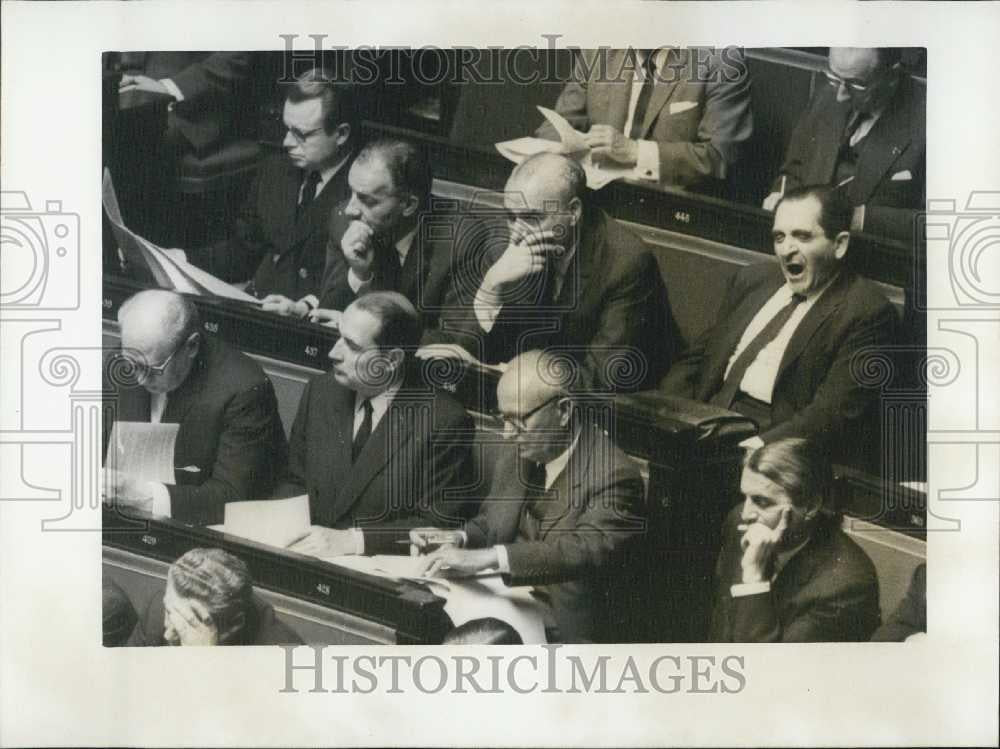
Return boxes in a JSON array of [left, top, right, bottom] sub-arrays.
[[164, 597, 219, 646], [260, 294, 309, 318], [737, 507, 790, 584], [119, 74, 170, 97], [308, 308, 342, 329], [584, 124, 639, 166], [341, 221, 377, 281], [102, 468, 153, 513], [483, 230, 561, 292], [415, 546, 498, 578], [409, 527, 466, 556], [288, 527, 359, 557]]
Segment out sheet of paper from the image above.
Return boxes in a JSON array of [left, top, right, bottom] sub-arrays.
[[102, 168, 262, 304], [105, 421, 179, 485], [222, 495, 312, 548], [322, 555, 548, 644], [536, 105, 588, 152]]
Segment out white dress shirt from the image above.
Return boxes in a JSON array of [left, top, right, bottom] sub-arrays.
[[723, 276, 837, 404], [622, 48, 671, 183]]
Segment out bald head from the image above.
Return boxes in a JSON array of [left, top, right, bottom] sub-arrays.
[[117, 290, 201, 393], [497, 350, 579, 462], [507, 152, 586, 206]]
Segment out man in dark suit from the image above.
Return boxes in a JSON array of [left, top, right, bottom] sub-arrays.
[[763, 48, 925, 243], [103, 290, 288, 526], [427, 152, 681, 392], [212, 68, 360, 294], [660, 184, 897, 467], [710, 438, 880, 642], [537, 47, 752, 190], [276, 138, 454, 331], [411, 350, 645, 643], [275, 291, 475, 557]]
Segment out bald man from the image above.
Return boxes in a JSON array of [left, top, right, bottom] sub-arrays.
[[410, 350, 645, 643], [430, 152, 681, 392], [763, 48, 925, 242], [104, 290, 287, 525]]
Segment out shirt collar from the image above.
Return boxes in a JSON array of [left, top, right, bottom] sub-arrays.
[[543, 430, 582, 490], [782, 268, 841, 302], [356, 381, 402, 418], [395, 228, 417, 264], [315, 151, 351, 191]]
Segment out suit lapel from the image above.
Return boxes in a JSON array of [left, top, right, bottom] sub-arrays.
[[593, 49, 631, 132], [775, 271, 851, 384], [638, 49, 685, 138], [808, 95, 852, 185], [537, 429, 592, 535], [319, 385, 359, 524], [849, 86, 913, 203]]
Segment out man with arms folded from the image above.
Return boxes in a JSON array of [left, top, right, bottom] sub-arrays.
[[428, 152, 681, 392], [763, 48, 925, 242], [274, 291, 475, 557], [216, 68, 359, 293], [263, 138, 453, 331], [659, 184, 897, 466], [410, 350, 645, 643], [537, 47, 752, 190], [103, 290, 288, 525], [710, 438, 880, 642]]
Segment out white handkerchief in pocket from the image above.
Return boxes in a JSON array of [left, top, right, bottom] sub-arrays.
[[891, 170, 913, 182], [669, 101, 698, 115]]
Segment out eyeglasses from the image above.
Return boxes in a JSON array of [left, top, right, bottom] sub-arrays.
[[286, 125, 324, 145], [500, 396, 562, 432], [115, 342, 183, 381], [823, 69, 874, 93]]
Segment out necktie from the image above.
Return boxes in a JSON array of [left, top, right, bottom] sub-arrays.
[[297, 171, 322, 214], [352, 399, 373, 462], [628, 53, 657, 140], [711, 293, 806, 409], [834, 111, 867, 187]]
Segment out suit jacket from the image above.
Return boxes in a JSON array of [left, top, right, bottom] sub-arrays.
[[316, 206, 454, 330], [437, 207, 682, 392], [239, 154, 352, 293], [710, 506, 880, 642], [120, 52, 253, 154], [110, 337, 289, 526], [659, 262, 897, 466], [276, 367, 476, 554], [774, 76, 926, 242], [127, 594, 303, 646], [870, 562, 926, 641], [464, 425, 645, 643], [537, 48, 753, 188]]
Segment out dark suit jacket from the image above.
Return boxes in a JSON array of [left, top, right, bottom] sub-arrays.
[[870, 562, 926, 641], [120, 52, 253, 154], [659, 262, 897, 465], [537, 48, 752, 188], [437, 207, 681, 392], [463, 425, 645, 643], [710, 506, 881, 642], [110, 337, 288, 526], [127, 594, 303, 646], [239, 154, 352, 293], [773, 76, 926, 242], [276, 368, 476, 554], [316, 206, 454, 330]]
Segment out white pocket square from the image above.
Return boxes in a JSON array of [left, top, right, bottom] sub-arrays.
[[669, 101, 698, 115], [891, 170, 912, 181]]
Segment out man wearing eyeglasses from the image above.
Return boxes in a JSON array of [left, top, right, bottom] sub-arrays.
[[763, 48, 925, 243], [103, 290, 288, 525], [425, 151, 682, 392], [207, 67, 359, 293], [409, 349, 645, 643]]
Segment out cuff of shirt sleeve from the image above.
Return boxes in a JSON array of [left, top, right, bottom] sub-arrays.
[[348, 268, 373, 295], [473, 286, 503, 333], [633, 140, 660, 182], [148, 481, 172, 518], [730, 581, 771, 598], [351, 528, 365, 555], [159, 78, 184, 102], [494, 545, 511, 574]]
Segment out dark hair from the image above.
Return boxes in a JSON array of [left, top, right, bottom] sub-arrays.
[[442, 617, 524, 645], [167, 548, 254, 644], [354, 138, 433, 207], [777, 184, 853, 240], [102, 578, 138, 647], [285, 67, 360, 136], [743, 438, 840, 529], [352, 291, 423, 352]]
